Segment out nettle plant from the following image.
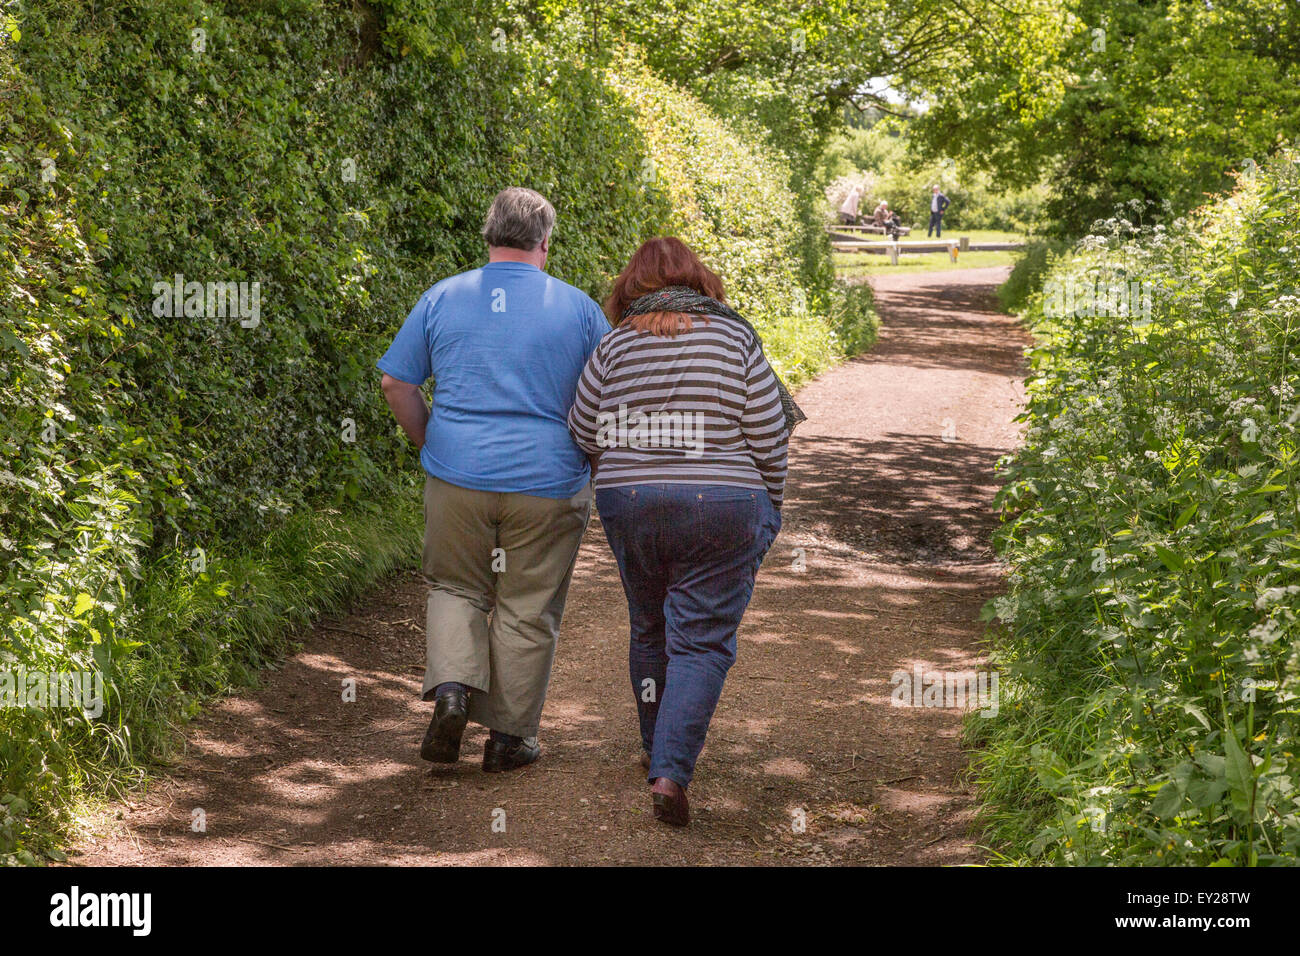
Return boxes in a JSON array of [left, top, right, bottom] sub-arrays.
[[979, 154, 1300, 865]]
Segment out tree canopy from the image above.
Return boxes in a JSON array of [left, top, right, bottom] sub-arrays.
[[910, 0, 1300, 234]]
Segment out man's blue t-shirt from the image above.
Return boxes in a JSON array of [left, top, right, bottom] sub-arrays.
[[377, 262, 609, 499]]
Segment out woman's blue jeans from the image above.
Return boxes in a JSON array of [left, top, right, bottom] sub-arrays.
[[596, 483, 781, 788]]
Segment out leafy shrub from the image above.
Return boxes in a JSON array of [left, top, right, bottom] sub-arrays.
[[976, 154, 1300, 865]]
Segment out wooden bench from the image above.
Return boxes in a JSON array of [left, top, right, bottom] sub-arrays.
[[831, 222, 912, 237], [832, 238, 966, 264]]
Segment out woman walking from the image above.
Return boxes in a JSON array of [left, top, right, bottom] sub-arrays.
[[568, 237, 798, 826]]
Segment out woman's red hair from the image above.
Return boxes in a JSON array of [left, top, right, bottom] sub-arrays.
[[604, 237, 726, 337]]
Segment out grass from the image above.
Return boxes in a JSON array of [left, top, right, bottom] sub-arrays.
[[117, 483, 425, 755], [3, 478, 425, 865], [834, 248, 1020, 276], [831, 229, 1027, 277]]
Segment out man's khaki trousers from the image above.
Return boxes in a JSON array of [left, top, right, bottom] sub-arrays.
[[420, 475, 592, 738]]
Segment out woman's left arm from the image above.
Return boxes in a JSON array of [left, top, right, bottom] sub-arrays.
[[740, 347, 790, 509]]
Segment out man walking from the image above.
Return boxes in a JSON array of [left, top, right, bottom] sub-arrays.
[[927, 184, 950, 238], [378, 187, 609, 772]]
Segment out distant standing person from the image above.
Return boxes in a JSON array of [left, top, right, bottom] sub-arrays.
[[927, 184, 950, 238], [838, 185, 862, 225]]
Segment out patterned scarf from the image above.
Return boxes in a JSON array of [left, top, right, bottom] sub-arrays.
[[621, 285, 807, 433]]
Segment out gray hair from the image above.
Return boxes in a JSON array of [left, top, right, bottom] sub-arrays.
[[481, 187, 555, 250]]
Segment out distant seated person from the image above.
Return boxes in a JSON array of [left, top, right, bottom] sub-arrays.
[[838, 185, 862, 225], [885, 211, 904, 240], [872, 200, 891, 226]]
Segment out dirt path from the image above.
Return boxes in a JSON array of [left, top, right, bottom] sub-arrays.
[[72, 266, 1027, 866]]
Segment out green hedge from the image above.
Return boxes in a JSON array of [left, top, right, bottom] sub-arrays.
[[0, 1, 874, 862], [975, 153, 1300, 865], [606, 54, 876, 385]]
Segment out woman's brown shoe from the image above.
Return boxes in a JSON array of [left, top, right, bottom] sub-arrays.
[[651, 777, 689, 826]]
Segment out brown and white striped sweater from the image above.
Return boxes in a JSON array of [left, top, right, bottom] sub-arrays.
[[567, 313, 788, 507]]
